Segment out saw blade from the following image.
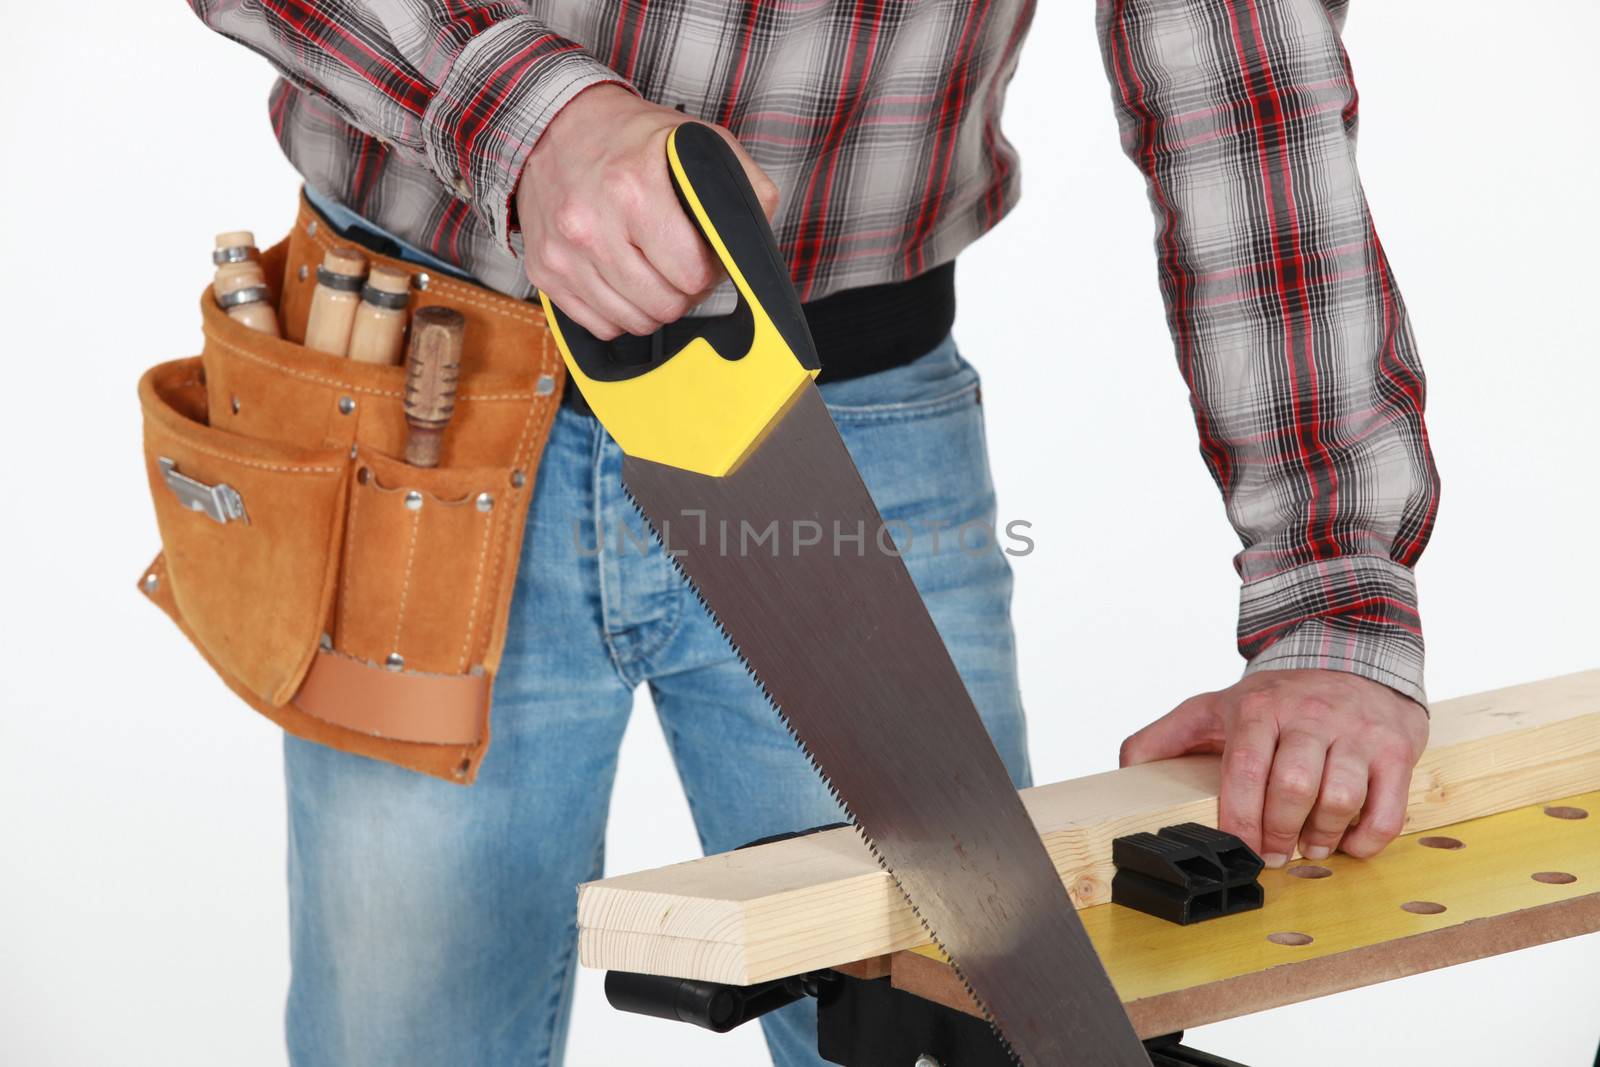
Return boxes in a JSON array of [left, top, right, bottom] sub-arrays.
[[624, 383, 1149, 1065]]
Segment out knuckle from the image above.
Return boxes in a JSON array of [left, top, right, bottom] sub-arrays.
[[1364, 814, 1405, 840], [554, 203, 598, 246], [686, 260, 720, 292], [1319, 783, 1362, 814], [1226, 749, 1271, 788], [535, 241, 570, 278], [1292, 695, 1336, 722], [1235, 690, 1277, 724], [1272, 771, 1317, 805], [601, 166, 645, 209], [1341, 837, 1380, 859], [653, 293, 691, 323], [755, 177, 780, 214], [1375, 739, 1421, 766]]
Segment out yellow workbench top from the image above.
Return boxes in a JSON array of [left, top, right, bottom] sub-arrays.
[[887, 792, 1600, 1037]]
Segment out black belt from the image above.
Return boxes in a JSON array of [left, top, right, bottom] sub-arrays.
[[561, 261, 956, 413], [314, 203, 955, 412]]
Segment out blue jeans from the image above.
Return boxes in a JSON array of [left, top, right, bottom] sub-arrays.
[[284, 334, 1032, 1066]]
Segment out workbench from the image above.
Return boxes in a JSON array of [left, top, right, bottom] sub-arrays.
[[830, 790, 1600, 1062], [607, 790, 1599, 1065], [586, 672, 1600, 1064]]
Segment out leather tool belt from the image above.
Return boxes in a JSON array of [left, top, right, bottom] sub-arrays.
[[136, 190, 563, 784]]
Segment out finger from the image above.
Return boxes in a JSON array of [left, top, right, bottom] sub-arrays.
[[1218, 712, 1279, 855], [1258, 729, 1330, 867], [1340, 754, 1413, 858], [1118, 695, 1222, 767], [1298, 740, 1367, 860], [710, 126, 781, 219], [594, 238, 698, 326], [573, 260, 665, 337], [543, 288, 623, 342], [634, 204, 726, 297]]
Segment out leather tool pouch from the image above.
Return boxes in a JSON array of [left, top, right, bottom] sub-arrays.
[[136, 192, 563, 783]]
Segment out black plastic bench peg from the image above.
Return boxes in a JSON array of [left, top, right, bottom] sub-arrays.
[[1111, 822, 1264, 925]]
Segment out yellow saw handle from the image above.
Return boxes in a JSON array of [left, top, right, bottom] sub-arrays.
[[539, 122, 819, 478]]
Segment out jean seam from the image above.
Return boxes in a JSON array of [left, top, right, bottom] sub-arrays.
[[535, 838, 599, 1067], [649, 687, 712, 854], [630, 564, 686, 674], [826, 380, 979, 425], [592, 428, 640, 690]]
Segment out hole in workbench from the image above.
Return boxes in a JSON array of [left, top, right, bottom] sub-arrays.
[[1531, 871, 1577, 885], [1401, 900, 1447, 915], [1418, 836, 1465, 850], [1267, 931, 1313, 947], [1543, 806, 1588, 820], [1287, 864, 1332, 879]]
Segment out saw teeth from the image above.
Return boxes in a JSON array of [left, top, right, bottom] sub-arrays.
[[619, 482, 1022, 1066]]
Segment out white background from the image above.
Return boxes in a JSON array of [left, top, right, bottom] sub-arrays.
[[3, 2, 1597, 1064]]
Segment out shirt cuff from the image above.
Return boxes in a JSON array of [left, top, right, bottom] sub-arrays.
[[1238, 555, 1428, 708], [422, 16, 630, 253]]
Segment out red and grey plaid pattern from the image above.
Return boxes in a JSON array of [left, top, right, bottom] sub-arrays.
[[189, 0, 1437, 703], [1098, 0, 1438, 702]]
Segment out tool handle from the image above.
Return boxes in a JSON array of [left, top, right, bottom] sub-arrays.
[[403, 306, 465, 467], [538, 123, 820, 478], [603, 970, 815, 1035], [544, 122, 815, 384]]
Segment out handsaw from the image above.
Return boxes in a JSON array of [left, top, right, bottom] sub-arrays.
[[540, 122, 1148, 1066]]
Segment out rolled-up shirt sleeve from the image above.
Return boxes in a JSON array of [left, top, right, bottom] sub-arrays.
[[187, 1, 628, 248], [1095, 0, 1440, 705]]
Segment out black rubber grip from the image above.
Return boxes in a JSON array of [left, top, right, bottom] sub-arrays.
[[550, 122, 818, 383]]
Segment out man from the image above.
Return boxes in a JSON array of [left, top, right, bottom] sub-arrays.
[[188, 2, 1439, 1064]]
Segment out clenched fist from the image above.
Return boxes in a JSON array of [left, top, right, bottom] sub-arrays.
[[516, 84, 779, 340]]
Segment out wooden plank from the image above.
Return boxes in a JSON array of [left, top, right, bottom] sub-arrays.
[[577, 670, 1600, 984], [889, 791, 1600, 1037]]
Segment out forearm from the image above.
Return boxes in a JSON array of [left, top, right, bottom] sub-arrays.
[[1096, 0, 1439, 703], [186, 1, 627, 246]]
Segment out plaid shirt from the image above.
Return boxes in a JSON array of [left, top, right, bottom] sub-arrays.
[[189, 0, 1439, 703]]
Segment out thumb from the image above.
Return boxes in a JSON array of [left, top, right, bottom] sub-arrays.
[[1120, 694, 1223, 767], [711, 126, 781, 220]]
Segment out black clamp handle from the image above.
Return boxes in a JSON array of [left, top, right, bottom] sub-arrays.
[[603, 971, 833, 1034]]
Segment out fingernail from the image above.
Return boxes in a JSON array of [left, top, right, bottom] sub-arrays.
[[1304, 845, 1331, 860], [1262, 852, 1287, 869]]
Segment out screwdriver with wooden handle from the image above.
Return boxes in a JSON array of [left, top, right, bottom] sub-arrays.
[[402, 306, 465, 467], [304, 246, 368, 357], [350, 265, 413, 365]]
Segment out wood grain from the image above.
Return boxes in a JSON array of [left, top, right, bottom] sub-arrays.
[[577, 671, 1600, 984]]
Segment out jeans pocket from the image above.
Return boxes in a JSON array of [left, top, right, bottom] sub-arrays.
[[821, 334, 980, 425]]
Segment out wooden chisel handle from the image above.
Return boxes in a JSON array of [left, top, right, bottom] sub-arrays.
[[402, 306, 465, 467]]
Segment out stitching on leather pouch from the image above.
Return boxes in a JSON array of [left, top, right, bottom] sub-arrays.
[[457, 514, 497, 672], [153, 424, 344, 475], [389, 507, 423, 656], [206, 330, 534, 403], [363, 470, 476, 506], [456, 329, 556, 670], [336, 475, 364, 645], [303, 212, 544, 325]]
